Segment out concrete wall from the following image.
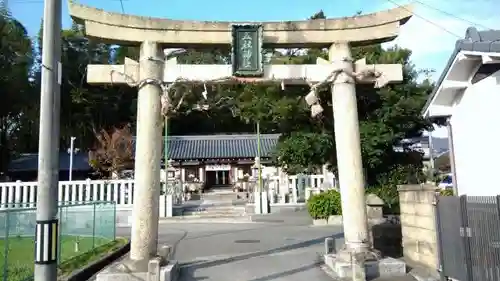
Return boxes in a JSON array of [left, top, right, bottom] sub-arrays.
[[398, 184, 439, 270], [450, 69, 500, 196]]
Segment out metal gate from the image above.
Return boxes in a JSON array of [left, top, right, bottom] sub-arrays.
[[436, 195, 500, 281]]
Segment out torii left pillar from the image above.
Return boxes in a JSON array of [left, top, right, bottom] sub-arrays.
[[130, 41, 163, 266]]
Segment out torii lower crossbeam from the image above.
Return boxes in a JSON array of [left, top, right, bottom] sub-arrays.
[[87, 58, 403, 86]]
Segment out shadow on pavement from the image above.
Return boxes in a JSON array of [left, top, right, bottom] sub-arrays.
[[181, 224, 283, 241], [246, 262, 322, 281], [178, 233, 343, 281]]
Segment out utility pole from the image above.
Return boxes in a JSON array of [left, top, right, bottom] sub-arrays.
[[447, 119, 459, 195], [35, 0, 62, 280]]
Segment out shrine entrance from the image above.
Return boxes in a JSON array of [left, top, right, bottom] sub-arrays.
[[69, 2, 413, 279], [205, 164, 231, 189], [205, 171, 230, 187]]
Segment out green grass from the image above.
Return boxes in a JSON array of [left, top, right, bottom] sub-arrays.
[[0, 235, 126, 281], [58, 238, 128, 277]]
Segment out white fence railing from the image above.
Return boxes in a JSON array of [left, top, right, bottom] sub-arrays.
[[0, 173, 336, 209], [0, 179, 137, 209], [266, 173, 336, 204]]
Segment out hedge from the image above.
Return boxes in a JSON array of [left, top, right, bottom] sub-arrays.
[[306, 190, 342, 219], [306, 186, 402, 219], [439, 189, 454, 196]]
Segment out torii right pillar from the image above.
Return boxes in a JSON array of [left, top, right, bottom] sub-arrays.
[[326, 42, 406, 280]]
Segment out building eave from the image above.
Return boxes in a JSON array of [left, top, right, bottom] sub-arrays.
[[422, 27, 500, 119], [422, 51, 490, 118]]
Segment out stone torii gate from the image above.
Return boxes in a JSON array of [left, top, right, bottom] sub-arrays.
[[69, 3, 413, 280]]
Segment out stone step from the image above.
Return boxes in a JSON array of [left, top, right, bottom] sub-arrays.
[[201, 196, 240, 202], [183, 211, 246, 217], [182, 205, 247, 216], [183, 208, 246, 215], [183, 206, 246, 213], [197, 200, 248, 207], [202, 192, 250, 201], [182, 201, 246, 209], [160, 215, 253, 223]]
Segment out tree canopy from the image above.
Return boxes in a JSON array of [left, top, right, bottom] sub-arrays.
[[2, 7, 438, 185], [0, 3, 35, 173]]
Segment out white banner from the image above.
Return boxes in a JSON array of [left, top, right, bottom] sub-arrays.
[[205, 164, 231, 171]]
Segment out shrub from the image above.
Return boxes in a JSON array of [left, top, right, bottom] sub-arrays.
[[366, 185, 400, 215], [306, 190, 342, 219], [439, 189, 454, 196]]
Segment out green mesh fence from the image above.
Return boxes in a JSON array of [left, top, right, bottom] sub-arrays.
[[0, 201, 116, 281]]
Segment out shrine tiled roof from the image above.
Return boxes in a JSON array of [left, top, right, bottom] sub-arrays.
[[135, 134, 280, 160], [166, 134, 280, 160]]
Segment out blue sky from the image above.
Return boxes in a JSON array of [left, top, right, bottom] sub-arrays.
[[9, 0, 499, 137]]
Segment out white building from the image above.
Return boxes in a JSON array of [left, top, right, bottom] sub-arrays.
[[422, 27, 500, 196]]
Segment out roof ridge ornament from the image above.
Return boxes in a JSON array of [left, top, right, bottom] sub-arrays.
[[464, 27, 481, 42]]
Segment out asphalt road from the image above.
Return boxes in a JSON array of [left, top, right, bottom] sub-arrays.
[[116, 212, 344, 281], [112, 211, 419, 281]]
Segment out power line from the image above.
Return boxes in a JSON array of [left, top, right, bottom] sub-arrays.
[[412, 0, 493, 31], [383, 0, 462, 38], [119, 0, 124, 13], [9, 0, 127, 4]]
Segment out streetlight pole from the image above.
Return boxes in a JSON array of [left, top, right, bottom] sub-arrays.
[[68, 137, 76, 181], [256, 121, 262, 192], [428, 130, 434, 170], [162, 48, 186, 195], [256, 121, 263, 213], [35, 0, 62, 280], [164, 117, 168, 188]]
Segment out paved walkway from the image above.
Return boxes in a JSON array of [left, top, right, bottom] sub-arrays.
[[172, 224, 341, 280], [114, 211, 419, 281], [115, 211, 338, 280]]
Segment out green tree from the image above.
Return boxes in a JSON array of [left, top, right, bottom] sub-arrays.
[[5, 8, 436, 192], [229, 11, 435, 187], [271, 44, 433, 184], [34, 22, 138, 151], [0, 3, 35, 172]]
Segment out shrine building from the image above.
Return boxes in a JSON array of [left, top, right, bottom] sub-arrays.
[[161, 134, 279, 188]]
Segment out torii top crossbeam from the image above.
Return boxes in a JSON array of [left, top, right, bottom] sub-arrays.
[[68, 2, 413, 47]]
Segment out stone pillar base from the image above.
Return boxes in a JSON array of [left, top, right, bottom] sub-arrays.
[[324, 247, 406, 280], [254, 191, 270, 214], [159, 194, 173, 218], [96, 245, 179, 281]]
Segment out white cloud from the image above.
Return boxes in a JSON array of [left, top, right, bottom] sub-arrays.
[[379, 0, 500, 79]]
